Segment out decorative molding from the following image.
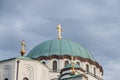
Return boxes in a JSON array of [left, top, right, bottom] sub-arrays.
[[23, 64, 34, 80], [3, 65, 12, 80]]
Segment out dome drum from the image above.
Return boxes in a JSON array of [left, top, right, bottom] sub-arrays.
[[36, 55, 103, 75]]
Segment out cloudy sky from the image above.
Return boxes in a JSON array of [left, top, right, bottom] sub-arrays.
[[0, 0, 120, 80]]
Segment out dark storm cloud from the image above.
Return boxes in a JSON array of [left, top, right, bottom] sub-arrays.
[[0, 0, 120, 80]]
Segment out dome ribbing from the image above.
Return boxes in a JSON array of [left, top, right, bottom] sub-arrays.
[[27, 39, 96, 61]]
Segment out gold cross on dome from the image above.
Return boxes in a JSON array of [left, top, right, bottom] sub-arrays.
[[56, 24, 63, 39]]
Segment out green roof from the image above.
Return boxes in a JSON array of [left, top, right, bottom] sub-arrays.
[[64, 63, 80, 69], [27, 39, 95, 61], [16, 56, 32, 60], [60, 75, 82, 80]]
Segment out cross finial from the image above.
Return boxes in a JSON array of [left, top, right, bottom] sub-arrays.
[[56, 24, 63, 39], [71, 56, 76, 75], [20, 40, 26, 56], [71, 56, 74, 62]]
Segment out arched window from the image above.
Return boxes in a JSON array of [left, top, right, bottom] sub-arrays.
[[53, 61, 57, 72], [94, 67, 96, 76], [64, 61, 69, 67], [86, 64, 89, 73], [76, 62, 80, 66], [42, 61, 46, 65], [23, 77, 29, 80], [4, 78, 8, 80], [4, 65, 12, 80]]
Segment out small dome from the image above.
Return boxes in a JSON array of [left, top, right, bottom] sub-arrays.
[[27, 39, 95, 61]]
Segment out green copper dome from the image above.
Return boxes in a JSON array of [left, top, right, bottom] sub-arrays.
[[27, 39, 96, 61]]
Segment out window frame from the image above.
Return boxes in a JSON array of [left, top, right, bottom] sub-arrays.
[[53, 60, 57, 72], [64, 60, 69, 67], [86, 64, 89, 73], [94, 67, 96, 76], [76, 62, 80, 66]]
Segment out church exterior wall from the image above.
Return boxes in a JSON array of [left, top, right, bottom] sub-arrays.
[[0, 56, 103, 80], [16, 58, 49, 80], [0, 58, 50, 80], [0, 59, 16, 80]]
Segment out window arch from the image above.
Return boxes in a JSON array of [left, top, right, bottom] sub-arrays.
[[64, 60, 69, 67], [4, 78, 8, 80], [53, 60, 57, 72], [23, 77, 29, 80], [24, 65, 34, 80], [3, 65, 12, 80], [86, 64, 89, 73]]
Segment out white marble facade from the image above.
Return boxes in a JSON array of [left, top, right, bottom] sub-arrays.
[[0, 57, 103, 80], [0, 58, 49, 80]]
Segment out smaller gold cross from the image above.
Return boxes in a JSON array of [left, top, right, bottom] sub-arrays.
[[20, 40, 26, 56]]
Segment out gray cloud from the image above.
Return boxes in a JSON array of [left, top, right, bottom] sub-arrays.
[[0, 0, 120, 79], [103, 61, 120, 80]]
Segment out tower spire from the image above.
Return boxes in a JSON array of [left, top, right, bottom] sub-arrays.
[[56, 24, 63, 39], [20, 40, 26, 56]]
